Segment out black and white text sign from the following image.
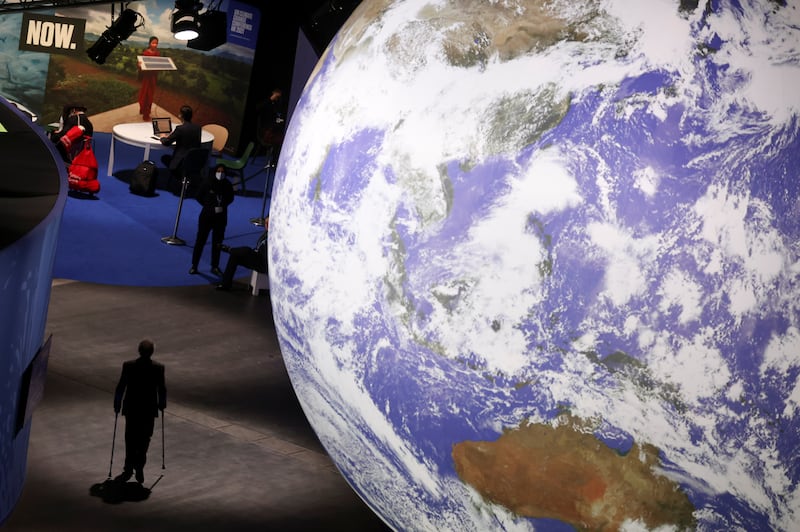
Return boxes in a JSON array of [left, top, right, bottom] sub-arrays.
[[19, 13, 85, 56]]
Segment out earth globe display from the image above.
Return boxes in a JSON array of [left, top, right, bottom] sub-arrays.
[[268, 0, 800, 530]]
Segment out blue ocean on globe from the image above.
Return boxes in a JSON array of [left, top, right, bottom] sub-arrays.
[[269, 0, 800, 530]]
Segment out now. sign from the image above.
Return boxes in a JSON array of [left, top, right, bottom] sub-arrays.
[[19, 13, 85, 57]]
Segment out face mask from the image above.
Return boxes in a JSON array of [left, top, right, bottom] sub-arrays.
[[215, 172, 223, 180]]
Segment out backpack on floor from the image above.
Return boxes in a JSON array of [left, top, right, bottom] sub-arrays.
[[130, 160, 157, 196]]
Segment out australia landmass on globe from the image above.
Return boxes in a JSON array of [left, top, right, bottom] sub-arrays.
[[452, 416, 695, 531]]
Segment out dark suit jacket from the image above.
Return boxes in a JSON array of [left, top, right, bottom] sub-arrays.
[[114, 357, 167, 417], [160, 121, 202, 170]]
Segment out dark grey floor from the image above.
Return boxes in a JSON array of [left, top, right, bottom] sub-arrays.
[[3, 279, 390, 531]]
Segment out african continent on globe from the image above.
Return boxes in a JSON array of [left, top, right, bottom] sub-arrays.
[[269, 0, 800, 530]]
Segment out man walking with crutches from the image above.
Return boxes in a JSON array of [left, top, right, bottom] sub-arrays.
[[113, 339, 167, 484]]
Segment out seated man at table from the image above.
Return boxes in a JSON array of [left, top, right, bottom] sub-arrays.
[[216, 220, 268, 291], [159, 104, 201, 179]]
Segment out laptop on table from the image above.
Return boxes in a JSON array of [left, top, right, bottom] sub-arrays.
[[151, 117, 171, 140]]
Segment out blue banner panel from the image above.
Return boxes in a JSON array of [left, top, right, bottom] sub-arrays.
[[227, 1, 260, 50]]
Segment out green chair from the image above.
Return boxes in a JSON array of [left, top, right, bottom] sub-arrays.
[[215, 141, 254, 193]]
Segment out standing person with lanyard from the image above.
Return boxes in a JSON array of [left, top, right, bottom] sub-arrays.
[[189, 164, 234, 276]]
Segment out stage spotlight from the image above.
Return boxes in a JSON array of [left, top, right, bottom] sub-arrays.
[[172, 0, 203, 40], [187, 9, 227, 51], [87, 8, 142, 64]]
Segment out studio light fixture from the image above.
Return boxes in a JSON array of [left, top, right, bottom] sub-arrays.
[[87, 8, 143, 64], [187, 8, 227, 51], [172, 0, 203, 40]]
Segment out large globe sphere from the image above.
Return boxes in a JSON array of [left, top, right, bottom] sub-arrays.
[[269, 1, 800, 530]]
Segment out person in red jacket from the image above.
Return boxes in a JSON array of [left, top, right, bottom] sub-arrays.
[[137, 36, 160, 121]]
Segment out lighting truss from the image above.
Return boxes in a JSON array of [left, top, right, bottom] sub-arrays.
[[0, 0, 122, 13]]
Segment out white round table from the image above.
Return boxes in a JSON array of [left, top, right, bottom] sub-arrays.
[[108, 122, 214, 177]]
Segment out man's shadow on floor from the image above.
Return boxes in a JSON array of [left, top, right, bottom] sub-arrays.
[[89, 475, 163, 504]]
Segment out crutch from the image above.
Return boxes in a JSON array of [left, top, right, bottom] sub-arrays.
[[161, 410, 166, 470], [108, 413, 118, 479]]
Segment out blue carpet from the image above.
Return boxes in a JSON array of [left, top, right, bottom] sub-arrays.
[[53, 133, 274, 287]]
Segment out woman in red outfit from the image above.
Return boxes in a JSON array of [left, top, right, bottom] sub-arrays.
[[138, 36, 160, 121]]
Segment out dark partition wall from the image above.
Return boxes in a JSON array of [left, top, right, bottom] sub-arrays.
[[287, 28, 320, 127], [0, 97, 66, 525]]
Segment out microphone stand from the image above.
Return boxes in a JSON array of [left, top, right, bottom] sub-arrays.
[[250, 145, 278, 227], [162, 175, 189, 245]]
